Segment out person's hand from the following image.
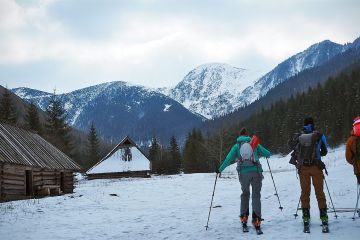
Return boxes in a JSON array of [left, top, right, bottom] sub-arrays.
[[215, 168, 220, 174]]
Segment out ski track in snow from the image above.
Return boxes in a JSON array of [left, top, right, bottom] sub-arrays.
[[0, 146, 359, 239]]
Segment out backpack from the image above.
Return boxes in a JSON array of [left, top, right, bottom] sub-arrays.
[[296, 132, 319, 166], [355, 137, 360, 161], [237, 141, 256, 167]]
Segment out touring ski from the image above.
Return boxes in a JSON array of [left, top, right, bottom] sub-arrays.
[[255, 226, 263, 235], [303, 223, 310, 233], [242, 223, 249, 233], [322, 224, 329, 233]]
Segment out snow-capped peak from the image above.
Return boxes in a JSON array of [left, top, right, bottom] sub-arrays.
[[167, 63, 263, 119]]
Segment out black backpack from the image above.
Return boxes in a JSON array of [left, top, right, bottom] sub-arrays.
[[296, 132, 320, 166]]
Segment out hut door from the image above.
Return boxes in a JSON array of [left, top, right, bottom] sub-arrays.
[[60, 172, 65, 192], [25, 170, 33, 196]]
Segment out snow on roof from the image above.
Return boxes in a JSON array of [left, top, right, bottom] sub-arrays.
[[87, 146, 150, 174], [86, 136, 150, 174]]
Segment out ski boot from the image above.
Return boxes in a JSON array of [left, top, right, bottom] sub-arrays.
[[320, 208, 329, 233], [252, 212, 263, 235], [302, 208, 310, 233], [240, 215, 249, 232]]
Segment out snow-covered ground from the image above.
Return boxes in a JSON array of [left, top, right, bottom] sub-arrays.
[[1, 146, 359, 239]]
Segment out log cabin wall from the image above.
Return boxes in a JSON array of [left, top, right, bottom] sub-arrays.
[[33, 169, 57, 190], [0, 163, 75, 201], [87, 171, 150, 180], [33, 170, 74, 194], [63, 171, 74, 193], [0, 123, 80, 201], [1, 163, 26, 201], [0, 163, 3, 200]]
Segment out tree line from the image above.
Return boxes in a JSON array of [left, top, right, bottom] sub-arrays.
[[0, 89, 106, 171], [148, 128, 233, 174]]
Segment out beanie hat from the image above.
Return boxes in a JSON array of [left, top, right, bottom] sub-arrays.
[[353, 116, 360, 126], [239, 127, 248, 136], [303, 117, 314, 133], [304, 117, 314, 126], [353, 116, 360, 136]]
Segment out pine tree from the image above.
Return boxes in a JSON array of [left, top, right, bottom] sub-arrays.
[[168, 135, 181, 174], [0, 88, 17, 124], [45, 91, 72, 155], [25, 101, 42, 134], [206, 126, 232, 172], [182, 132, 195, 173], [86, 122, 100, 169], [149, 137, 160, 173], [182, 129, 208, 173]]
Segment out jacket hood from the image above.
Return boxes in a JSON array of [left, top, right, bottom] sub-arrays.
[[237, 136, 251, 142]]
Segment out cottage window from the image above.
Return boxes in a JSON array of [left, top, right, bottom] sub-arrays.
[[122, 147, 132, 162]]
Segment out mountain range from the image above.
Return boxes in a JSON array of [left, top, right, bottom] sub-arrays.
[[10, 36, 360, 143], [12, 82, 203, 144], [164, 37, 359, 119]]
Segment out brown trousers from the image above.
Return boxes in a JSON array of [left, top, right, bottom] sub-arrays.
[[299, 165, 327, 209]]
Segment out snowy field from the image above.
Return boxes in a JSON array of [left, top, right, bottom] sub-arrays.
[[1, 146, 360, 239]]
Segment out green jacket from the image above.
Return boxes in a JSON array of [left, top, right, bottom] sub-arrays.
[[218, 136, 271, 174]]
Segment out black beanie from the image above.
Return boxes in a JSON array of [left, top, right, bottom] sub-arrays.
[[239, 127, 248, 136], [304, 117, 314, 126]]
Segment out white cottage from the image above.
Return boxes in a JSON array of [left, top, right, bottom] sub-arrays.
[[86, 136, 151, 179]]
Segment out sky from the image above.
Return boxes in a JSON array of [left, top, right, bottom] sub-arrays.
[[0, 0, 360, 94]]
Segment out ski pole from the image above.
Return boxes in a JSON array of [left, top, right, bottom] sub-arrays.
[[353, 183, 360, 220], [266, 158, 283, 210], [205, 173, 219, 230], [294, 196, 301, 218], [324, 177, 338, 218]]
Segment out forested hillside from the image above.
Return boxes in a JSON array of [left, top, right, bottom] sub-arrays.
[[202, 46, 360, 132], [181, 66, 360, 173], [219, 66, 360, 154]]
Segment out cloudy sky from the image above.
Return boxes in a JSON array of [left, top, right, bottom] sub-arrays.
[[0, 0, 359, 93]]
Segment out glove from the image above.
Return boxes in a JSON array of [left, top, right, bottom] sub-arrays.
[[215, 168, 221, 174]]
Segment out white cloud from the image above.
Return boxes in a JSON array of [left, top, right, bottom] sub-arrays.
[[0, 0, 359, 92]]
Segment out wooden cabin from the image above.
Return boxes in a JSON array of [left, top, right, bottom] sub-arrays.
[[86, 136, 151, 179], [0, 123, 81, 201]]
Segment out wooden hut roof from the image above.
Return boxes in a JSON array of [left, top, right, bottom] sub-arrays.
[[0, 123, 81, 171], [104, 136, 147, 160], [87, 136, 149, 174]]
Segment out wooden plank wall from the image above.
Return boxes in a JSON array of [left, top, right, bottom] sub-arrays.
[[0, 163, 3, 201], [63, 171, 74, 193], [33, 169, 57, 189], [88, 171, 150, 180], [33, 170, 74, 194], [1, 164, 26, 201], [0, 163, 75, 201]]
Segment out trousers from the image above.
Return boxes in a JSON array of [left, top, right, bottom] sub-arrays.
[[238, 171, 263, 217], [299, 165, 327, 209]]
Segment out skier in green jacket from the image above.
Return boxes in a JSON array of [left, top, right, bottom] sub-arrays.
[[216, 128, 271, 232]]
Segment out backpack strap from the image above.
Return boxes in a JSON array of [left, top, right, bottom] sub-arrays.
[[355, 137, 360, 161]]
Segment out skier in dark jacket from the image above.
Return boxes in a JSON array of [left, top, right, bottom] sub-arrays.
[[216, 128, 270, 232], [291, 117, 329, 233]]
